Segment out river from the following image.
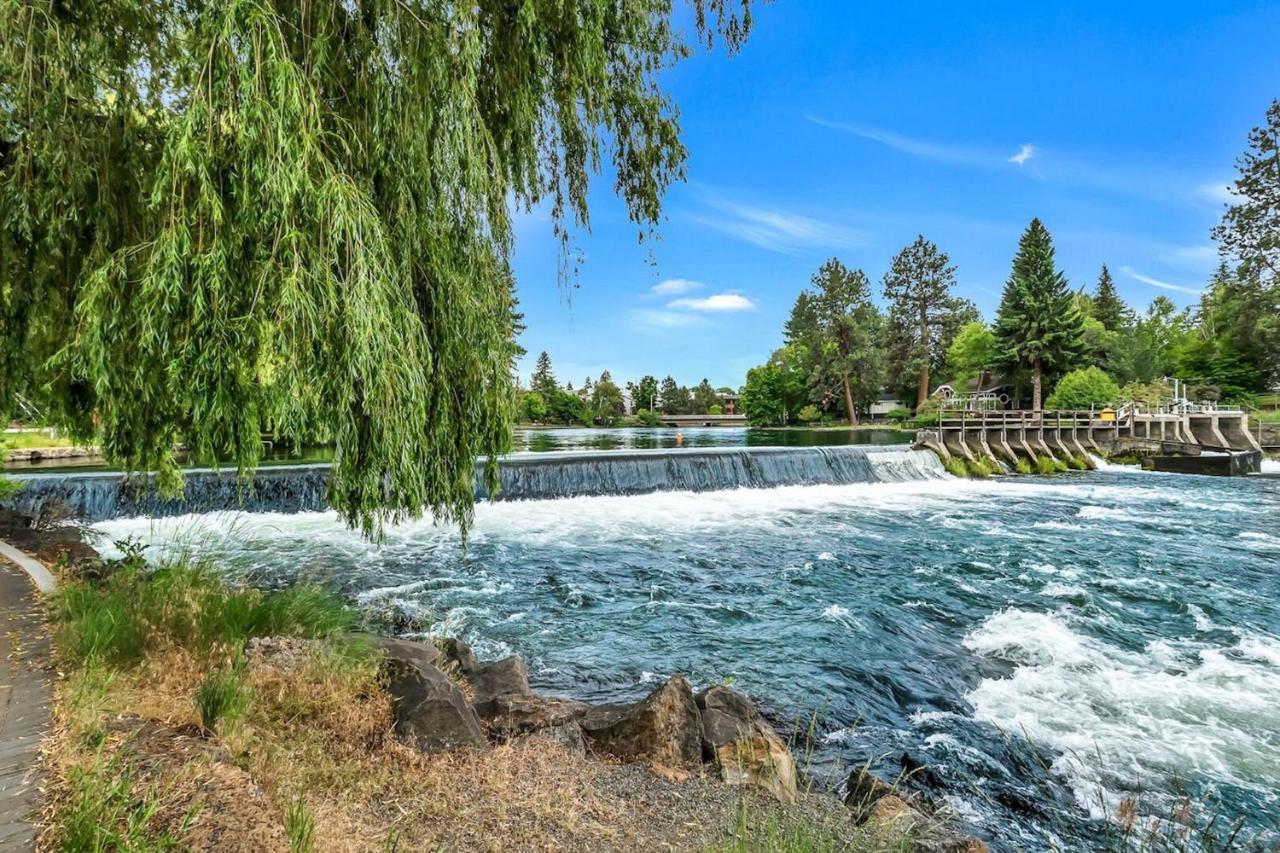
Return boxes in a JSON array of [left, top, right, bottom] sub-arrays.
[[84, 434, 1280, 850]]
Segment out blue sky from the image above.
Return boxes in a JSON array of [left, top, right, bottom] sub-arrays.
[[511, 1, 1280, 390]]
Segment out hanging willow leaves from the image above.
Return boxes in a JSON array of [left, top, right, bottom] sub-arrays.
[[0, 0, 752, 535]]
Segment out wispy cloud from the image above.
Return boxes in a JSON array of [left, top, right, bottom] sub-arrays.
[[690, 192, 867, 255], [650, 278, 704, 296], [667, 292, 756, 312], [1119, 265, 1202, 296], [1009, 144, 1037, 166], [806, 115, 992, 166], [629, 309, 709, 330], [1158, 244, 1218, 271]]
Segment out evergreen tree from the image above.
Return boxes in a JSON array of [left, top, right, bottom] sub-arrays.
[[882, 236, 972, 408], [531, 352, 558, 398], [786, 259, 883, 424], [994, 219, 1087, 410], [1214, 99, 1280, 285], [591, 372, 625, 424], [1092, 264, 1131, 332], [659, 376, 691, 414], [0, 1, 754, 535]]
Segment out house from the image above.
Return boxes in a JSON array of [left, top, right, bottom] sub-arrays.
[[718, 392, 740, 415], [869, 392, 903, 417], [931, 373, 1027, 410]]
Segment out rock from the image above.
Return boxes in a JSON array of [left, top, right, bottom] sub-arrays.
[[695, 685, 797, 803], [469, 655, 589, 739], [523, 721, 587, 757], [580, 676, 703, 770], [34, 538, 104, 575], [843, 767, 901, 823], [845, 769, 987, 853], [379, 638, 484, 752], [439, 637, 479, 676]]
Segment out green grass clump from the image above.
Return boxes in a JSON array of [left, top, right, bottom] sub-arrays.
[[1014, 458, 1033, 475], [57, 753, 189, 851], [1065, 454, 1088, 471], [286, 794, 316, 853], [53, 544, 357, 670], [195, 666, 249, 736], [943, 457, 970, 477], [1034, 456, 1059, 475], [717, 794, 896, 853], [969, 456, 1000, 478]]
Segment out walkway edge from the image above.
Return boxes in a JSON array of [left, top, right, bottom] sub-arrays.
[[0, 541, 55, 595]]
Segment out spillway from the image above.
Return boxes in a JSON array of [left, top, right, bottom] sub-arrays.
[[4, 445, 946, 522]]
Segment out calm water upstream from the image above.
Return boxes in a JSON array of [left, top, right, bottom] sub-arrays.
[[93, 454, 1280, 850]]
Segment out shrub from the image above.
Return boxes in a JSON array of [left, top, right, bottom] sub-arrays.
[[796, 404, 822, 424], [885, 407, 911, 423], [1066, 454, 1088, 471], [708, 404, 723, 416], [1034, 456, 1059, 475], [913, 413, 939, 428], [1014, 458, 1032, 475], [634, 408, 661, 427], [969, 456, 999, 478], [1045, 366, 1119, 410], [943, 458, 969, 477]]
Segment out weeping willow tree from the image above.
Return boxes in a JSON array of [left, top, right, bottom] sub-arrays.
[[0, 0, 751, 534]]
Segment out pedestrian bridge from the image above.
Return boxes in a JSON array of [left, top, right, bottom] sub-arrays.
[[657, 414, 748, 427]]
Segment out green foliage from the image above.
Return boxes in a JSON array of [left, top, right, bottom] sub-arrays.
[[1118, 378, 1172, 411], [1177, 264, 1277, 399], [885, 407, 912, 423], [286, 794, 316, 853], [659, 375, 693, 415], [517, 391, 547, 424], [0, 0, 753, 537], [946, 321, 999, 386], [54, 547, 357, 669], [740, 346, 809, 426], [634, 408, 661, 427], [195, 665, 249, 735], [1092, 264, 1132, 332], [1014, 458, 1033, 475], [969, 456, 1000, 478], [994, 219, 1087, 408], [1066, 454, 1089, 471], [708, 404, 723, 415], [691, 378, 720, 414], [943, 457, 969, 477], [796, 404, 821, 424], [913, 413, 940, 428], [1213, 99, 1280, 287], [881, 235, 976, 406], [1046, 367, 1120, 410], [589, 372, 625, 425], [1035, 456, 1060, 475], [56, 753, 189, 851], [629, 376, 660, 412], [783, 258, 884, 423]]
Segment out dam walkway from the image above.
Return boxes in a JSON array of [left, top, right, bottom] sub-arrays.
[[0, 557, 51, 850]]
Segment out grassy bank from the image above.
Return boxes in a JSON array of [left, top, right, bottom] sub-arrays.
[[41, 549, 896, 851]]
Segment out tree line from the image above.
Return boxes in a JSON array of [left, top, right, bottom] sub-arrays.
[[519, 353, 731, 426], [743, 100, 1280, 425]]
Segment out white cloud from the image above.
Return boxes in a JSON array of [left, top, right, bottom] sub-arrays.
[[629, 309, 709, 330], [1158, 244, 1218, 270], [650, 278, 704, 295], [807, 116, 990, 166], [1198, 181, 1243, 205], [1119, 266, 1203, 296], [691, 194, 868, 255], [667, 292, 757, 312], [1009, 144, 1036, 166]]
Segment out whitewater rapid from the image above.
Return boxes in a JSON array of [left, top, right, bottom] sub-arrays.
[[92, 467, 1280, 849]]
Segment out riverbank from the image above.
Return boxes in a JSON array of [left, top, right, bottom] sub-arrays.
[[19, 523, 983, 852]]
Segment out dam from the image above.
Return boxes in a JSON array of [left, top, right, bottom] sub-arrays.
[[4, 444, 947, 522]]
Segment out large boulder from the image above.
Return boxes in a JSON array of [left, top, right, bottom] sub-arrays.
[[438, 637, 479, 677], [695, 685, 797, 803], [378, 638, 485, 752], [469, 655, 588, 739], [580, 676, 703, 770]]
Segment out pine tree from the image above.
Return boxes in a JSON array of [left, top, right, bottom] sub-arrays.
[[531, 352, 558, 398], [994, 219, 1087, 410], [882, 236, 970, 408], [1092, 264, 1131, 332], [1213, 99, 1280, 285]]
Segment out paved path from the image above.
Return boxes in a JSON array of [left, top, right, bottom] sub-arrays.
[[0, 558, 51, 849]]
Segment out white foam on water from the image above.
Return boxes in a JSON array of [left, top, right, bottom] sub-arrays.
[[1261, 458, 1280, 474], [964, 609, 1280, 818]]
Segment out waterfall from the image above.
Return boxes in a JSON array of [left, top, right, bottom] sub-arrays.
[[5, 445, 947, 522]]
